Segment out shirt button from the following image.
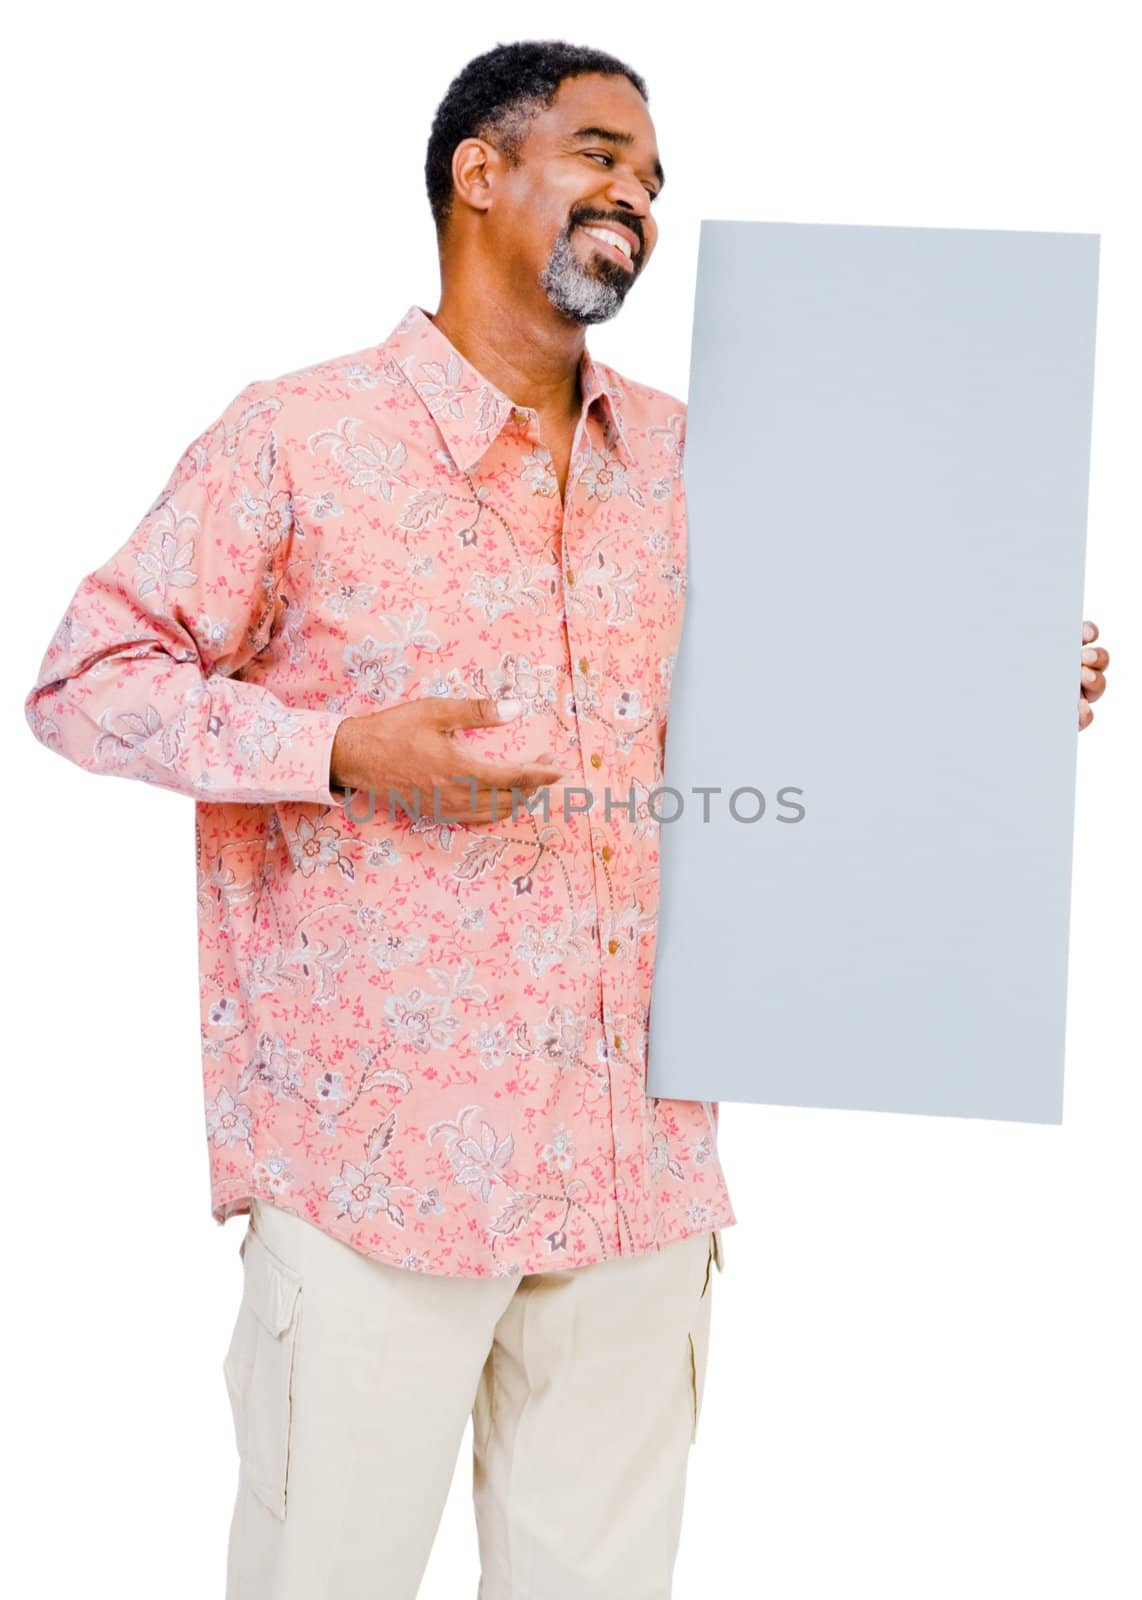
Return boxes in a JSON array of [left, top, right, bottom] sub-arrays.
[[607, 938, 619, 955], [578, 656, 589, 673], [566, 569, 575, 585], [613, 1034, 623, 1051], [601, 844, 613, 862], [590, 752, 602, 769], [512, 407, 528, 425]]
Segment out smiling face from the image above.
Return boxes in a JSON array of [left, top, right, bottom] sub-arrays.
[[463, 71, 665, 326]]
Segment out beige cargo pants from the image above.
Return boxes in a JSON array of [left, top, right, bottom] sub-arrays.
[[223, 1197, 724, 1599]]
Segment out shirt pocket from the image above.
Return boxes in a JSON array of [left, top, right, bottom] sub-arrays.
[[687, 1231, 717, 1443], [222, 1219, 303, 1519]]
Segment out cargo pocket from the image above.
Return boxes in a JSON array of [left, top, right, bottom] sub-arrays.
[[223, 1218, 303, 1520], [687, 1232, 716, 1443]]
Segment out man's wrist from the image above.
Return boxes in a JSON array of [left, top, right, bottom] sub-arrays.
[[329, 716, 357, 795]]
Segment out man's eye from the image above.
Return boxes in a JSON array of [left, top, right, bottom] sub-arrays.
[[584, 151, 659, 201]]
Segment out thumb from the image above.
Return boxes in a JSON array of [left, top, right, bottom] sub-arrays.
[[433, 695, 524, 730]]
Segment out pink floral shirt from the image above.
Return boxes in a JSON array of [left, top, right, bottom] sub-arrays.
[[25, 303, 736, 1277]]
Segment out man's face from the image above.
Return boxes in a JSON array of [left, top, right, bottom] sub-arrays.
[[490, 72, 663, 325]]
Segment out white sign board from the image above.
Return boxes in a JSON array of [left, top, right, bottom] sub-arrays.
[[646, 219, 1099, 1123]]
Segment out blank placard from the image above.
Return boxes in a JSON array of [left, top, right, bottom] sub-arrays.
[[646, 219, 1099, 1123]]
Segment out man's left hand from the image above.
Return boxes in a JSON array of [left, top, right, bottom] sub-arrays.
[[1079, 619, 1111, 731]]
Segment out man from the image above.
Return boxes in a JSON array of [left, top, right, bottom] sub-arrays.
[[23, 37, 1111, 1600]]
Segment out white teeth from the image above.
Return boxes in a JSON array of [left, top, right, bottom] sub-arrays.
[[582, 225, 633, 260]]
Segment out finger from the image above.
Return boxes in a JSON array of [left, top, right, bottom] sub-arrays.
[[1082, 620, 1099, 643], [501, 762, 567, 791], [438, 779, 563, 819], [1080, 669, 1106, 702], [459, 788, 555, 824], [432, 696, 524, 730], [1081, 646, 1110, 669], [1078, 697, 1094, 730], [443, 759, 565, 791]]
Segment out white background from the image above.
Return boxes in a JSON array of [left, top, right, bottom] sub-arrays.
[[4, 2, 1138, 1595]]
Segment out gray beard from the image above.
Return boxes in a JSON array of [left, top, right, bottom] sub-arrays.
[[538, 226, 632, 324]]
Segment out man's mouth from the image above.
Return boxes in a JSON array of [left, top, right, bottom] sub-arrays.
[[577, 224, 637, 267]]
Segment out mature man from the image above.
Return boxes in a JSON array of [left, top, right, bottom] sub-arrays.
[[24, 37, 1110, 1600]]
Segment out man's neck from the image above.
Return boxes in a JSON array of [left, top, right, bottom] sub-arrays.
[[427, 290, 585, 423]]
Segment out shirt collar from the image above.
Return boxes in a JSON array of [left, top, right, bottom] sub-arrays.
[[381, 303, 636, 474]]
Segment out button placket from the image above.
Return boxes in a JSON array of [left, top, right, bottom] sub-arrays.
[[559, 424, 634, 1240]]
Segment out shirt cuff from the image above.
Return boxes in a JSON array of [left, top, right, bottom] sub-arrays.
[[275, 709, 350, 807]]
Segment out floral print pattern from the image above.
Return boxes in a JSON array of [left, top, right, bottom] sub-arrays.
[[24, 304, 737, 1277]]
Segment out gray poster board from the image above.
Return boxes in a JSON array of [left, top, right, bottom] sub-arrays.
[[645, 219, 1099, 1123]]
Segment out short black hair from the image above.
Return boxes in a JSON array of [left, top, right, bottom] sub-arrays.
[[425, 40, 649, 241]]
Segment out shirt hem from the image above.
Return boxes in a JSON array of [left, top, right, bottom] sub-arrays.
[[211, 1178, 737, 1279]]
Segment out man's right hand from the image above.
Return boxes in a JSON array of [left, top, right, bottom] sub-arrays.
[[329, 697, 565, 825]]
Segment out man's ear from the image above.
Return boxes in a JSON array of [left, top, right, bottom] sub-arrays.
[[450, 138, 495, 218]]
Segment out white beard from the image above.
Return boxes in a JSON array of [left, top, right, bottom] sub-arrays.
[[537, 226, 632, 324]]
